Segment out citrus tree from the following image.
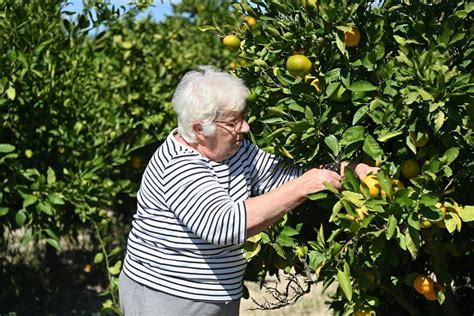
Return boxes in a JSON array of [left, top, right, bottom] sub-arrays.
[[208, 0, 473, 314], [0, 0, 236, 312]]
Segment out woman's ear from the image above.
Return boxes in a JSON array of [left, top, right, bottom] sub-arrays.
[[192, 121, 204, 139]]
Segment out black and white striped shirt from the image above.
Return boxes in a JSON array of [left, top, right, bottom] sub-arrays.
[[122, 129, 303, 302]]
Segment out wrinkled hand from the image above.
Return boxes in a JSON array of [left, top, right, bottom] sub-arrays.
[[354, 163, 379, 179], [302, 168, 342, 194]]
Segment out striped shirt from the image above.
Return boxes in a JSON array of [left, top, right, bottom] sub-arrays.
[[122, 129, 303, 302]]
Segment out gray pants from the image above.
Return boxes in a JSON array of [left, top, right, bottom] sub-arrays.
[[119, 271, 241, 316]]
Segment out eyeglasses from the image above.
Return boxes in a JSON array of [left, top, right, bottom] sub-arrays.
[[214, 109, 248, 132]]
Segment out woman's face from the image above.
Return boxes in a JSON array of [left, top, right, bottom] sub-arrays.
[[199, 110, 250, 162]]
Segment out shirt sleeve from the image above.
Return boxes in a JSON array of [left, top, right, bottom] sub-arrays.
[[244, 141, 304, 196], [163, 155, 247, 246]]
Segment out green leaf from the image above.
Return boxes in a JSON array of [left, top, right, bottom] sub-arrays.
[[305, 106, 314, 125], [306, 192, 329, 201], [348, 81, 376, 92], [405, 227, 421, 259], [15, 210, 27, 226], [317, 225, 325, 247], [363, 135, 383, 161], [352, 106, 368, 125], [445, 213, 462, 233], [0, 207, 8, 216], [342, 126, 365, 144], [108, 260, 122, 276], [6, 86, 16, 100], [47, 238, 61, 252], [324, 135, 340, 156], [337, 268, 353, 301], [386, 215, 397, 240], [440, 147, 459, 166], [461, 205, 474, 222], [281, 226, 300, 237], [22, 194, 38, 209], [377, 131, 403, 142], [0, 144, 15, 153], [44, 229, 59, 240], [36, 201, 53, 215], [243, 242, 261, 260], [48, 193, 65, 205], [308, 251, 325, 271], [434, 111, 445, 132], [342, 191, 364, 208], [343, 167, 359, 192], [47, 167, 56, 185], [408, 212, 420, 230], [277, 234, 295, 247], [324, 181, 339, 194]]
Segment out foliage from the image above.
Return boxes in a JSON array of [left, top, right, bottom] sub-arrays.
[[0, 0, 235, 312], [208, 0, 474, 315]]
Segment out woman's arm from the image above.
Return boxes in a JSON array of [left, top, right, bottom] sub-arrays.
[[245, 168, 341, 237], [245, 162, 378, 237]]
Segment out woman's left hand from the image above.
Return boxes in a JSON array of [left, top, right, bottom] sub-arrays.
[[354, 163, 379, 179]]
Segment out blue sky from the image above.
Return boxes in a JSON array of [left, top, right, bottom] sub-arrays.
[[66, 0, 175, 22]]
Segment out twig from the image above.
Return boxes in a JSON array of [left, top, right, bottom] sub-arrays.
[[249, 273, 312, 310]]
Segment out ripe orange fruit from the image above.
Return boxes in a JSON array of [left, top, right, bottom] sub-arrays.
[[286, 54, 312, 77], [410, 131, 429, 148], [344, 26, 361, 47], [381, 179, 405, 198], [223, 35, 241, 51], [83, 263, 92, 273], [360, 175, 381, 197], [423, 290, 437, 301], [413, 275, 435, 296], [400, 159, 420, 179], [243, 16, 257, 29]]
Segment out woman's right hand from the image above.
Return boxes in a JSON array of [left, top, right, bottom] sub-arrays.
[[299, 168, 342, 195]]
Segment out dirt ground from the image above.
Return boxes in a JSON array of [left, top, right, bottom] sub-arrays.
[[240, 277, 335, 316]]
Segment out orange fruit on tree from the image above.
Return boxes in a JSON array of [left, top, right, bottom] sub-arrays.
[[423, 290, 437, 301], [223, 35, 241, 51], [344, 26, 361, 47], [360, 175, 381, 197], [286, 54, 312, 77], [400, 159, 420, 179], [413, 275, 435, 296], [243, 16, 257, 29], [381, 179, 405, 198]]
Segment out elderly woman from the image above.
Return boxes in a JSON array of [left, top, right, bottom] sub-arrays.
[[119, 66, 376, 315]]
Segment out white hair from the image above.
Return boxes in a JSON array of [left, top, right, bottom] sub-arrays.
[[172, 66, 249, 143]]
